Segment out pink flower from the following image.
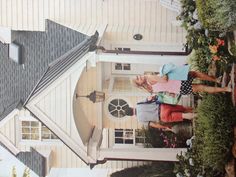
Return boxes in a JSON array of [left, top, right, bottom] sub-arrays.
[[212, 55, 220, 61]]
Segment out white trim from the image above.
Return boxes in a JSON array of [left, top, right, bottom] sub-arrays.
[[61, 23, 108, 38], [104, 40, 185, 52], [0, 132, 20, 155], [18, 115, 37, 121], [0, 109, 19, 128], [18, 141, 63, 146], [97, 53, 187, 66], [96, 24, 108, 46], [99, 148, 187, 161], [96, 62, 103, 129], [15, 117, 21, 146]]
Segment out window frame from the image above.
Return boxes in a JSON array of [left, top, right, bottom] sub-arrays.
[[114, 128, 147, 148], [20, 120, 59, 143], [107, 98, 130, 119]]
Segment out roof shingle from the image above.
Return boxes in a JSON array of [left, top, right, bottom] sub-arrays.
[[0, 20, 87, 120]]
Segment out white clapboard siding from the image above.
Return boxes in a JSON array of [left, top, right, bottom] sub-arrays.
[[33, 71, 83, 145], [0, 0, 186, 45], [0, 116, 16, 145]]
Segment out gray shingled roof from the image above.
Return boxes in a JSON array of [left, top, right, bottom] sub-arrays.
[[0, 20, 87, 121], [0, 20, 95, 176], [17, 148, 46, 177], [26, 31, 98, 102]]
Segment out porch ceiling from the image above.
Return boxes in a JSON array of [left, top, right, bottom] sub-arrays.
[[72, 67, 99, 145]]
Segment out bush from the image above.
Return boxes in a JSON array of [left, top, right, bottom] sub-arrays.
[[188, 49, 211, 73], [196, 0, 236, 32], [111, 162, 175, 177], [194, 94, 236, 173]]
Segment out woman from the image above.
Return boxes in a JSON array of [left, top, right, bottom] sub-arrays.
[[133, 64, 231, 95]]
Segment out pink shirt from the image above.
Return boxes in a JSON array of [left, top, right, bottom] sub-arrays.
[[151, 80, 181, 94]]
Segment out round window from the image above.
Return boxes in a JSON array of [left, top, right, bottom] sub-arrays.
[[108, 98, 129, 118]]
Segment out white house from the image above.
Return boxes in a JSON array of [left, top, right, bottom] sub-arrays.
[[0, 0, 190, 176]]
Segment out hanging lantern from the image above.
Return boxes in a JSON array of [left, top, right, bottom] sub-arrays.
[[76, 90, 105, 103]]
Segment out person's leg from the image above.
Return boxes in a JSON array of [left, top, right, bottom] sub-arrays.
[[184, 107, 193, 113], [182, 113, 195, 120], [192, 84, 231, 93], [160, 104, 191, 122], [189, 71, 219, 83]]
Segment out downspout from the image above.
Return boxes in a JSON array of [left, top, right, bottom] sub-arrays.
[[96, 44, 191, 56]]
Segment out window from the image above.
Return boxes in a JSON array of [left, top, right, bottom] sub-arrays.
[[114, 63, 131, 71], [115, 129, 134, 144], [41, 125, 58, 140], [22, 121, 39, 140], [21, 121, 58, 141], [114, 129, 146, 146], [108, 98, 129, 118]]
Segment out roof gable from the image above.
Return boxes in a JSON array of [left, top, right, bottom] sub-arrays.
[[0, 20, 87, 121]]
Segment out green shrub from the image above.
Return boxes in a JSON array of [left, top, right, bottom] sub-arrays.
[[111, 162, 175, 177], [188, 49, 211, 73], [230, 44, 236, 57], [194, 94, 236, 173], [196, 0, 236, 31]]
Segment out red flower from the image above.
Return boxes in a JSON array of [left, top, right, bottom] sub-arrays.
[[216, 38, 225, 46]]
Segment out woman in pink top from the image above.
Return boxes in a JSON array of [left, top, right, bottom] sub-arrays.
[[133, 71, 231, 95]]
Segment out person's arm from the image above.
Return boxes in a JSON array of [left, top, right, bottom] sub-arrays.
[[149, 122, 172, 131], [147, 74, 168, 84], [159, 74, 168, 82]]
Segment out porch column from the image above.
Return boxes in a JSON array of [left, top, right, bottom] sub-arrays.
[[96, 53, 187, 66], [98, 148, 187, 161]]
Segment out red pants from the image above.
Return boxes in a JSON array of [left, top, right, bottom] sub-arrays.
[[160, 104, 187, 123]]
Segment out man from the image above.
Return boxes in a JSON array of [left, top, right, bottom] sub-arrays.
[[125, 95, 194, 131]]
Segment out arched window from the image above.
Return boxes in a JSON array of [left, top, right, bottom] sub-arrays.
[[108, 98, 129, 118]]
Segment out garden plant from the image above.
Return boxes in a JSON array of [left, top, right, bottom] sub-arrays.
[[173, 0, 236, 176]]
